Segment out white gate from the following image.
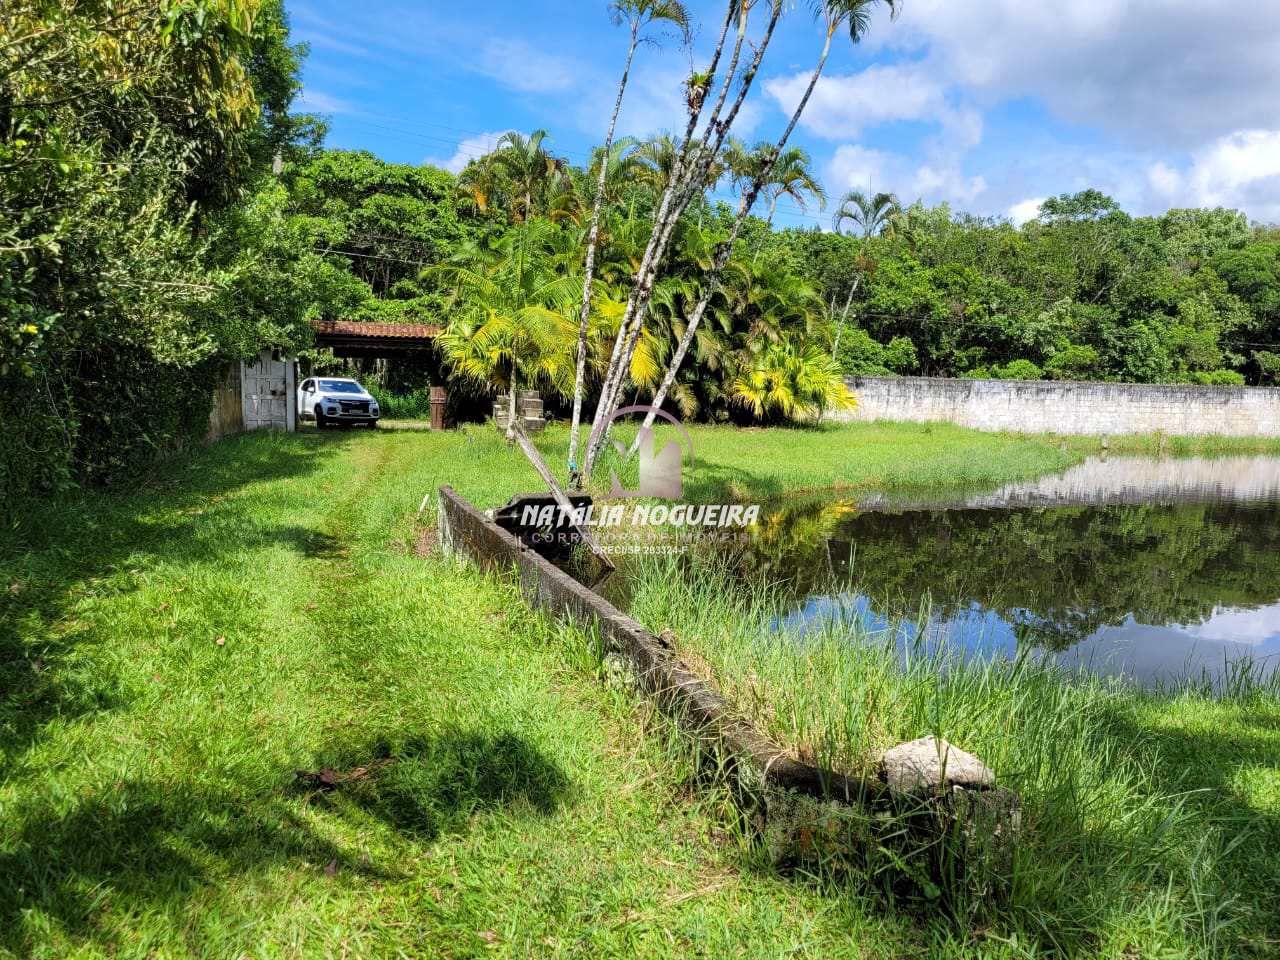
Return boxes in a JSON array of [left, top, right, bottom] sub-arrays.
[[241, 349, 296, 431]]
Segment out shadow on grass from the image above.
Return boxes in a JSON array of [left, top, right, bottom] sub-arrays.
[[1094, 701, 1280, 954], [0, 729, 571, 953], [306, 730, 574, 841], [0, 430, 360, 769]]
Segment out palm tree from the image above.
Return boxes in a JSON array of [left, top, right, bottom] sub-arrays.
[[494, 130, 565, 222], [731, 338, 857, 422], [614, 0, 900, 458], [456, 152, 502, 215], [586, 137, 645, 205], [763, 146, 826, 225], [567, 1, 691, 479], [832, 189, 900, 237], [727, 141, 825, 227], [430, 220, 581, 441], [633, 134, 683, 203]]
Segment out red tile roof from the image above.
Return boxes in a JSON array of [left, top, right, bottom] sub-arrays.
[[313, 320, 441, 339]]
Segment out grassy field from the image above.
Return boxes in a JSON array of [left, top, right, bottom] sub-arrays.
[[626, 558, 1280, 958], [3, 421, 1278, 957]]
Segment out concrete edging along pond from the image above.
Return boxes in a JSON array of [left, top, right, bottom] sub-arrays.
[[436, 485, 878, 803], [436, 485, 1009, 815]]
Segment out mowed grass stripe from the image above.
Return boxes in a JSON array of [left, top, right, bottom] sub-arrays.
[[2, 429, 922, 959]]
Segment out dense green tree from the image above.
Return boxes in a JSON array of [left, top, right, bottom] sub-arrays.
[[432, 220, 585, 440], [1, 0, 326, 499]]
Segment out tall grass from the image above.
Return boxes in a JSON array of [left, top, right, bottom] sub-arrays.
[[622, 552, 1280, 956]]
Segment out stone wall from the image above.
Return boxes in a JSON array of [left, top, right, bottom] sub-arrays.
[[838, 376, 1280, 437]]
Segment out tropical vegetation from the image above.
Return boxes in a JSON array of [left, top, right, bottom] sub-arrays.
[[0, 0, 333, 504], [7, 0, 1280, 503]]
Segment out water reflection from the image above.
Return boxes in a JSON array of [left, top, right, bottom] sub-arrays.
[[740, 456, 1280, 688]]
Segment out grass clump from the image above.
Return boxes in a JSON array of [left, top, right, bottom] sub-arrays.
[[624, 554, 1280, 958]]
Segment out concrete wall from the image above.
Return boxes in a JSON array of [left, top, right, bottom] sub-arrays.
[[435, 486, 881, 804], [838, 376, 1280, 438], [856, 455, 1280, 512]]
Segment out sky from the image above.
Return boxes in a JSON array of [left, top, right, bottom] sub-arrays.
[[288, 0, 1280, 231]]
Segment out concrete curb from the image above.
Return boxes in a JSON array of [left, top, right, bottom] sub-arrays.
[[436, 485, 885, 805]]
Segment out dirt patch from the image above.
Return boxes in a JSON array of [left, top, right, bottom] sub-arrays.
[[416, 526, 440, 556]]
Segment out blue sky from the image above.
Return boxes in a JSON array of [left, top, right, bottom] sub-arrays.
[[289, 0, 1280, 229]]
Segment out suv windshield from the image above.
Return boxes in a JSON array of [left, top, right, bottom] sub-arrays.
[[319, 380, 363, 394]]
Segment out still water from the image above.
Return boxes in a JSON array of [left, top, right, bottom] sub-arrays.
[[719, 456, 1280, 688]]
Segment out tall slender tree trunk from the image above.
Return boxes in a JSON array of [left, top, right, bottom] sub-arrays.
[[583, 2, 784, 481], [633, 30, 837, 445], [506, 376, 518, 444], [587, 2, 742, 444], [831, 277, 859, 360], [567, 22, 639, 481]]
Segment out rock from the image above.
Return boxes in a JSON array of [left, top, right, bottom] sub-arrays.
[[880, 736, 995, 797]]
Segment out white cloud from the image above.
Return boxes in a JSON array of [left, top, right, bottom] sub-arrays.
[[770, 59, 989, 214], [1147, 130, 1280, 220], [477, 39, 579, 94], [425, 130, 513, 174], [1008, 197, 1045, 225], [1182, 603, 1280, 646], [827, 145, 892, 196], [766, 61, 948, 140], [827, 143, 986, 212], [875, 0, 1280, 149]]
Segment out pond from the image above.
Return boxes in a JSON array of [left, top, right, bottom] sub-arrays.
[[616, 455, 1280, 689]]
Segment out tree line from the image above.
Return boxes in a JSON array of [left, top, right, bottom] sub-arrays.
[[5, 0, 1279, 504]]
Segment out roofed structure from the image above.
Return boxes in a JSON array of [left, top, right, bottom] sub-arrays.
[[311, 320, 441, 358]]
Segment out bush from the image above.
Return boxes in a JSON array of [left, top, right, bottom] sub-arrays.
[[995, 359, 1044, 380], [1188, 369, 1246, 386], [964, 360, 1044, 381], [367, 386, 433, 420], [1044, 343, 1102, 380], [837, 328, 918, 376]]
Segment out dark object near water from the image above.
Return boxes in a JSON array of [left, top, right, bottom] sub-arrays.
[[492, 491, 594, 560]]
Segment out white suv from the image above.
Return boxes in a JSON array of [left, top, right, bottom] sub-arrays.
[[298, 377, 380, 428]]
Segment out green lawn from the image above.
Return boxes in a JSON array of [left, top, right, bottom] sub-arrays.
[[3, 422, 1278, 958]]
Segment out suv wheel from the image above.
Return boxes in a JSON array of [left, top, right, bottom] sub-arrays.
[[315, 404, 328, 428]]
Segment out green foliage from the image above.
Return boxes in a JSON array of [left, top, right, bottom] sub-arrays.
[[730, 340, 855, 421], [1256, 350, 1280, 385], [836, 328, 916, 376], [432, 220, 584, 426], [366, 385, 433, 420], [756, 189, 1277, 386], [0, 0, 326, 501]]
